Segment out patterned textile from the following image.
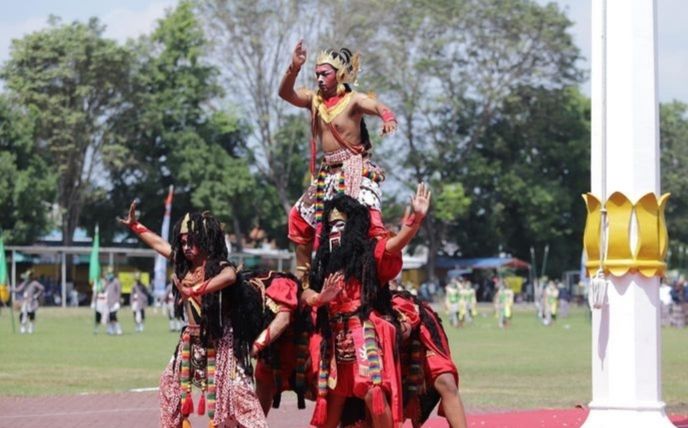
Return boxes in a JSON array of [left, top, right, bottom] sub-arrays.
[[311, 239, 404, 425], [159, 327, 266, 428], [295, 157, 384, 229]]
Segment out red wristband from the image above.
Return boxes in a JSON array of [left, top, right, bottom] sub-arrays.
[[253, 328, 271, 353], [129, 221, 150, 235], [405, 213, 425, 227], [381, 109, 396, 123], [192, 279, 210, 297]]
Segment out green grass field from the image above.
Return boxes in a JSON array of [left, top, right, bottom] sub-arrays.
[[1, 304, 686, 413]]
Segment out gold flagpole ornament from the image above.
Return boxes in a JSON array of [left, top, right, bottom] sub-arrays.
[[582, 192, 670, 278]]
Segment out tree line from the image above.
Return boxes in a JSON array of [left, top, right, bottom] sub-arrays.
[[1, 0, 687, 279]]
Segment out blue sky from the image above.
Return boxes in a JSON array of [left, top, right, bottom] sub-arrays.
[[1, 0, 686, 102]]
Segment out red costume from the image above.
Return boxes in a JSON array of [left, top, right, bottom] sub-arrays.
[[392, 292, 459, 423], [252, 275, 320, 407], [312, 238, 404, 426]]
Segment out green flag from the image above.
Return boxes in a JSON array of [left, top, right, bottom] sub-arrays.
[[89, 225, 101, 292], [0, 233, 8, 303]]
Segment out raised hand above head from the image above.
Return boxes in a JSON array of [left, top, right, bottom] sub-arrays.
[[409, 182, 432, 219], [117, 199, 173, 259], [292, 39, 307, 69], [385, 182, 432, 254], [117, 200, 139, 227]]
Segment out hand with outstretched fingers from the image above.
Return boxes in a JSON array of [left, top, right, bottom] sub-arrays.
[[409, 182, 431, 220], [318, 271, 344, 305], [117, 200, 139, 227]]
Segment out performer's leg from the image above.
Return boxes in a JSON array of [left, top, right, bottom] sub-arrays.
[[288, 206, 315, 281], [255, 375, 275, 415], [321, 394, 347, 428], [110, 311, 122, 335], [28, 312, 35, 334], [106, 310, 114, 334], [94, 311, 102, 334], [19, 311, 27, 334], [434, 373, 467, 428], [254, 361, 277, 415], [363, 388, 393, 428]]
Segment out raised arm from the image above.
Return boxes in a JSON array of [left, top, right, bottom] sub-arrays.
[[118, 200, 172, 259], [14, 280, 27, 294], [386, 183, 431, 254], [278, 39, 312, 108], [353, 93, 398, 136]]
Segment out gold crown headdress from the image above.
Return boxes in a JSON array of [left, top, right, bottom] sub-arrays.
[[316, 49, 361, 85], [180, 213, 192, 234], [180, 212, 212, 235]]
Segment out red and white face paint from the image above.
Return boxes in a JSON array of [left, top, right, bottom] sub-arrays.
[[315, 64, 338, 98], [180, 233, 201, 262], [328, 219, 346, 252]]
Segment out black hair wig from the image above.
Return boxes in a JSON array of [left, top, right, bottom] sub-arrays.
[[169, 211, 263, 370]]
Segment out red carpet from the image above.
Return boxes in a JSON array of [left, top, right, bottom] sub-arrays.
[[414, 408, 688, 428]]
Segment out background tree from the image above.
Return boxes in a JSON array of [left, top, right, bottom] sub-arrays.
[[1, 17, 130, 245], [0, 95, 56, 243], [96, 1, 254, 243], [196, 0, 316, 217], [455, 86, 590, 276], [349, 0, 583, 277], [660, 101, 688, 269]]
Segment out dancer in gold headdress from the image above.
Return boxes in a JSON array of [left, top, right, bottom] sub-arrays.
[[279, 39, 399, 283]]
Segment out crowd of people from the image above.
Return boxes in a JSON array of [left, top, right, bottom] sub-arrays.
[[660, 276, 688, 328]]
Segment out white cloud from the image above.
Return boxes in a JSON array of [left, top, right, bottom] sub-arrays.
[[101, 1, 175, 43], [0, 1, 174, 65], [0, 15, 47, 64], [535, 0, 688, 103], [657, 0, 688, 102]]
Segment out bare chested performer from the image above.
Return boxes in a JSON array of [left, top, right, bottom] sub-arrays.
[[279, 39, 398, 282]]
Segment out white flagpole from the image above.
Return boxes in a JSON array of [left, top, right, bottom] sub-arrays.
[[153, 186, 174, 300]]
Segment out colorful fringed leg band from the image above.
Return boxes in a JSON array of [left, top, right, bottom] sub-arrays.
[[364, 320, 385, 416]]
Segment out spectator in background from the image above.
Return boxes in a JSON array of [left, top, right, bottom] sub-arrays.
[[427, 277, 438, 303], [543, 280, 559, 326], [131, 272, 152, 333], [104, 267, 123, 335], [14, 270, 45, 334], [419, 280, 431, 302], [164, 281, 184, 332], [461, 279, 478, 324], [558, 280, 570, 319], [659, 279, 672, 326], [444, 279, 460, 327], [92, 276, 108, 334], [670, 279, 686, 328], [494, 279, 513, 328]]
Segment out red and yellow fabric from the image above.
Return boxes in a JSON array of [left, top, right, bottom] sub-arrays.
[[311, 238, 403, 426]]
